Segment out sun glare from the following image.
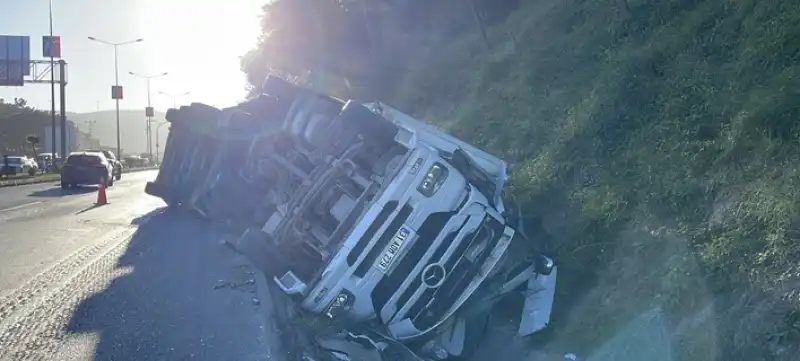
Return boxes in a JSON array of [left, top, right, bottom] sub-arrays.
[[137, 0, 263, 109]]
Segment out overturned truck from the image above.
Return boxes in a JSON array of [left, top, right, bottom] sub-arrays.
[[146, 76, 557, 360]]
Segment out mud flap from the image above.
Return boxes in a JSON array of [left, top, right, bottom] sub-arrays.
[[518, 266, 557, 336]]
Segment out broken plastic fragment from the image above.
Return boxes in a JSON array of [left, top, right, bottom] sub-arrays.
[[518, 266, 558, 336]]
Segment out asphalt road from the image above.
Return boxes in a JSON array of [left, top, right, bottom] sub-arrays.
[[0, 171, 283, 361]]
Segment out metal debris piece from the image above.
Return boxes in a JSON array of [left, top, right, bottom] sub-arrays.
[[519, 267, 558, 336], [316, 337, 383, 361], [214, 280, 232, 289]]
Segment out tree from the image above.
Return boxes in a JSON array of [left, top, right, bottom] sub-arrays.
[[241, 0, 524, 100], [241, 0, 382, 97], [13, 98, 27, 108], [26, 134, 40, 158]]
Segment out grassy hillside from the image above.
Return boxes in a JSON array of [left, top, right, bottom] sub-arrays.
[[69, 110, 168, 156], [389, 0, 800, 359]]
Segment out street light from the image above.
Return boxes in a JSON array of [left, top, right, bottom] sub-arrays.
[[155, 121, 169, 166], [87, 36, 143, 158], [158, 90, 190, 109], [129, 71, 168, 162], [48, 0, 56, 162]]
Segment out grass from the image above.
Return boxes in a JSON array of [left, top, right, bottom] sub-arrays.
[[383, 0, 800, 359], [0, 173, 60, 187]]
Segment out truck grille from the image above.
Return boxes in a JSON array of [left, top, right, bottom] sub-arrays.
[[347, 201, 398, 266], [371, 212, 455, 316], [353, 203, 413, 277], [407, 215, 505, 330]]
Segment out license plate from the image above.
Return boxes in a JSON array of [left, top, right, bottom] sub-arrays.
[[376, 226, 413, 273]]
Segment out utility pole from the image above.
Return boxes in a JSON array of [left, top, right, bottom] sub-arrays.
[[130, 71, 168, 162], [158, 90, 190, 109], [87, 36, 144, 158], [84, 120, 97, 138], [48, 0, 56, 161]]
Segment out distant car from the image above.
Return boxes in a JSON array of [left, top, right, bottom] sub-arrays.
[[1, 156, 37, 176], [60, 151, 115, 189], [85, 149, 123, 180], [124, 155, 148, 168]]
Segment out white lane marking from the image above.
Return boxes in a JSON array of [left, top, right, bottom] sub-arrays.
[[0, 201, 44, 213]]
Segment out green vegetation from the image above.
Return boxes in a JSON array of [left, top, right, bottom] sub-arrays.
[[1, 99, 51, 156], [1, 99, 167, 156], [242, 0, 800, 359]]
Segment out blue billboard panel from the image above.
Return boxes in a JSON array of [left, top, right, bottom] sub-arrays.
[[0, 35, 30, 86]]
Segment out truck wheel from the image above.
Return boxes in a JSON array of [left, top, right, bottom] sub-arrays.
[[61, 182, 69, 189]]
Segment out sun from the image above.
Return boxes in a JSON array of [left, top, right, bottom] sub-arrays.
[[136, 0, 264, 109]]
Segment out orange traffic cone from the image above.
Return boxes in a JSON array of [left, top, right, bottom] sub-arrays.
[[96, 181, 108, 205]]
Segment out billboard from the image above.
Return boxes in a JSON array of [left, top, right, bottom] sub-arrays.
[[43, 36, 61, 58], [112, 85, 123, 99], [0, 35, 30, 86]]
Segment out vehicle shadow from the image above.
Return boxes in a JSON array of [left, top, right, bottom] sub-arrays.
[[64, 209, 272, 361], [28, 186, 96, 198]]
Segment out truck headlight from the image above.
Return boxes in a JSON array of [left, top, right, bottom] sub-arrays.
[[417, 163, 448, 197], [324, 290, 355, 319]]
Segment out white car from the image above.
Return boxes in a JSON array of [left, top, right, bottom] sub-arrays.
[[1, 156, 38, 176]]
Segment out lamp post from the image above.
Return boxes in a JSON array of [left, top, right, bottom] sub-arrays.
[[155, 121, 169, 166], [158, 90, 190, 109], [129, 71, 168, 162], [87, 36, 143, 158], [48, 0, 56, 163]]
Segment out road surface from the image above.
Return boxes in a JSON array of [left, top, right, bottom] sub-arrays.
[[0, 171, 283, 361]]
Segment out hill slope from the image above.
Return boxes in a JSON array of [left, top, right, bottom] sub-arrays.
[[403, 1, 800, 360]]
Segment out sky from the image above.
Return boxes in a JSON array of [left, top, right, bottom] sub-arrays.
[[0, 0, 265, 114]]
